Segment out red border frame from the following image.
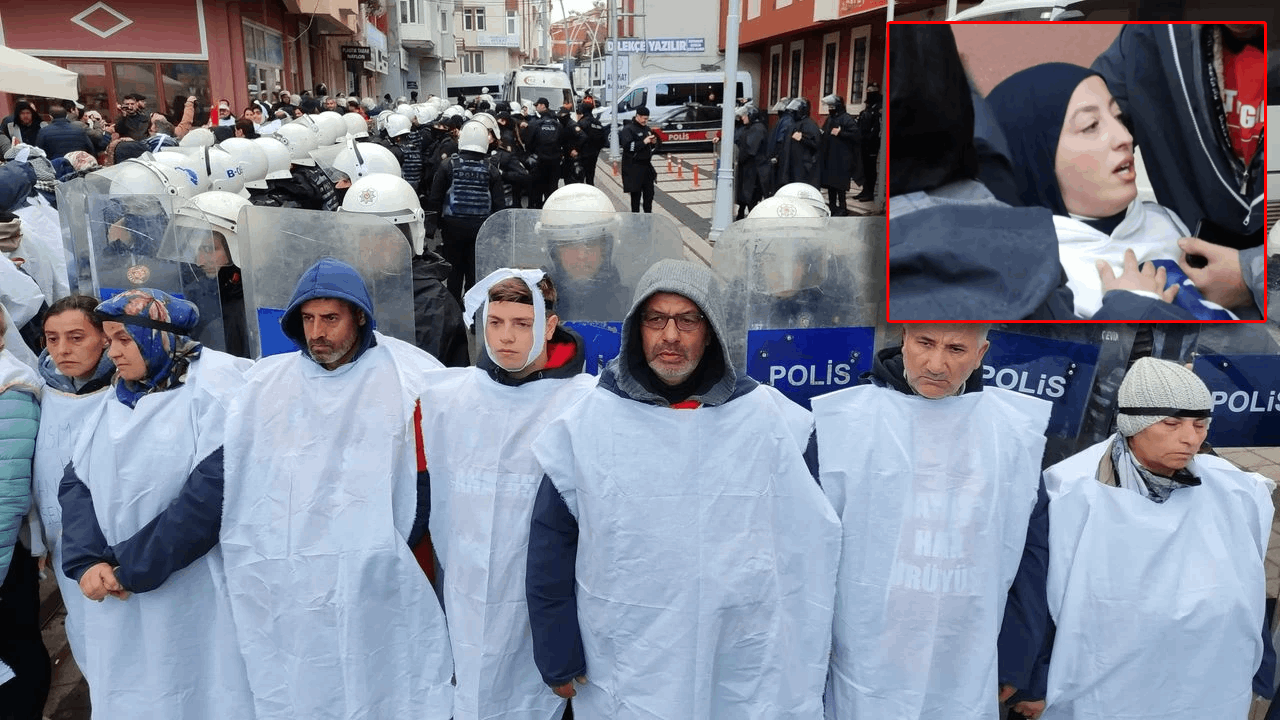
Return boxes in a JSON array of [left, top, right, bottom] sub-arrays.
[[884, 19, 1269, 325]]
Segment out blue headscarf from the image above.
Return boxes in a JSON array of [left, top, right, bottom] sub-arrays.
[[985, 63, 1102, 216], [96, 288, 203, 408]]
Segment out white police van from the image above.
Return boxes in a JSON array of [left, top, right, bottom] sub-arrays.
[[596, 71, 753, 124]]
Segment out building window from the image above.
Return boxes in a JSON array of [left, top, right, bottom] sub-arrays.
[[462, 51, 484, 73], [400, 0, 420, 24], [788, 41, 803, 99], [507, 10, 517, 35], [775, 0, 791, 7], [848, 25, 870, 106], [819, 32, 839, 111], [463, 7, 486, 31], [243, 20, 285, 104], [746, 0, 761, 20], [442, 10, 449, 32], [768, 45, 782, 106]]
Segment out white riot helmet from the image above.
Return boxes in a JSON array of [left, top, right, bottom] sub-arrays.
[[361, 96, 378, 112], [458, 121, 491, 154], [340, 173, 427, 255], [478, 93, 495, 108], [384, 113, 412, 139], [205, 144, 246, 193], [509, 101, 521, 114], [105, 157, 201, 199], [179, 127, 216, 148], [218, 137, 269, 188], [375, 110, 395, 132], [172, 190, 252, 265], [535, 183, 619, 244], [333, 140, 402, 182], [747, 194, 828, 220], [772, 183, 831, 217], [471, 113, 500, 139], [414, 104, 440, 126], [395, 103, 415, 121], [442, 105, 466, 121], [430, 96, 449, 113], [273, 122, 319, 166], [342, 111, 370, 139], [314, 111, 347, 145], [249, 136, 292, 186], [150, 150, 211, 194]]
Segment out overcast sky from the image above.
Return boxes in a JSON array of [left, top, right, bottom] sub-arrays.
[[551, 0, 604, 20]]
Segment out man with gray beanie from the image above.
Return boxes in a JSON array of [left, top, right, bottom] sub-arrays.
[[1038, 357, 1273, 720], [526, 258, 840, 718]]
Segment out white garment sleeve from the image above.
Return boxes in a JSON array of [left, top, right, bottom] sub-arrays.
[[0, 255, 44, 326]]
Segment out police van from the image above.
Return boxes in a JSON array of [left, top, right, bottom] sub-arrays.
[[596, 71, 753, 124], [502, 66, 574, 108]]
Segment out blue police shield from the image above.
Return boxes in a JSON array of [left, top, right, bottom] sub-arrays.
[[983, 330, 1100, 440], [713, 215, 882, 404]]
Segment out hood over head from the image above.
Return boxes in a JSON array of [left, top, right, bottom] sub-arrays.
[[281, 257, 378, 365], [0, 162, 36, 213], [867, 344, 983, 396], [605, 259, 752, 407]]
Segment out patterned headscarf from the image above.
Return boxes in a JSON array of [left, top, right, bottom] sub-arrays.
[[95, 288, 202, 408]]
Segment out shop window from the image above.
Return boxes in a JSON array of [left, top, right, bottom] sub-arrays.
[[113, 62, 158, 115], [66, 62, 110, 115], [162, 63, 212, 116]]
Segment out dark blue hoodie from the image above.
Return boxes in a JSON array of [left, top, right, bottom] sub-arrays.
[[61, 259, 435, 593], [280, 257, 379, 365]]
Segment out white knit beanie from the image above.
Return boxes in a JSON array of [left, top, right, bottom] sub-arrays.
[[1116, 357, 1213, 437]]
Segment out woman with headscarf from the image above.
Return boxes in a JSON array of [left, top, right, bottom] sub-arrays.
[[57, 288, 253, 720], [887, 23, 1073, 320], [986, 63, 1232, 321]]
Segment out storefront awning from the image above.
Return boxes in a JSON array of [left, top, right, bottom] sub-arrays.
[[0, 45, 78, 101]]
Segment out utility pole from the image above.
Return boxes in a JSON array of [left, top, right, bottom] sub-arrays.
[[708, 0, 740, 244], [541, 0, 552, 63], [607, 0, 622, 160]]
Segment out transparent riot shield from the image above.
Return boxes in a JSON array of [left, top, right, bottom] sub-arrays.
[[475, 209, 685, 374], [54, 177, 90, 295], [237, 206, 414, 359], [713, 216, 881, 409], [83, 192, 228, 350]]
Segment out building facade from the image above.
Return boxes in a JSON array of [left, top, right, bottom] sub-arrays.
[[0, 0, 457, 120], [391, 0, 456, 100], [446, 0, 521, 98]]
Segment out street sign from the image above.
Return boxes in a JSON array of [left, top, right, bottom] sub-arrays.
[[341, 45, 373, 62], [1194, 354, 1280, 447], [605, 37, 706, 55]]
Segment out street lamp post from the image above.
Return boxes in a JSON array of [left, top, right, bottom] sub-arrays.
[[607, 0, 622, 161], [708, 0, 741, 244]]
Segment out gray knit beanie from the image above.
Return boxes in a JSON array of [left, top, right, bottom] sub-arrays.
[[1116, 357, 1213, 437]]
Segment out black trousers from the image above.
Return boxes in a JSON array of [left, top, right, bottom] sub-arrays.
[[440, 216, 484, 302], [827, 187, 848, 215], [579, 153, 601, 186], [629, 183, 654, 213], [530, 159, 561, 208], [0, 545, 51, 720], [857, 150, 878, 198]]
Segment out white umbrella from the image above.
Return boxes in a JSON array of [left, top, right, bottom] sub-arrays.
[[0, 45, 78, 101]]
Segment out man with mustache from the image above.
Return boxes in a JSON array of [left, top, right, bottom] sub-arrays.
[[526, 259, 841, 718], [83, 258, 456, 719], [811, 323, 1054, 719]]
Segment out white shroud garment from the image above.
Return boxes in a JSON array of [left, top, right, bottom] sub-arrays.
[[69, 350, 254, 720], [1055, 198, 1186, 318], [218, 333, 454, 720], [812, 384, 1051, 720], [1041, 439, 1272, 720], [421, 366, 595, 720], [531, 383, 840, 720], [33, 385, 110, 665]]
